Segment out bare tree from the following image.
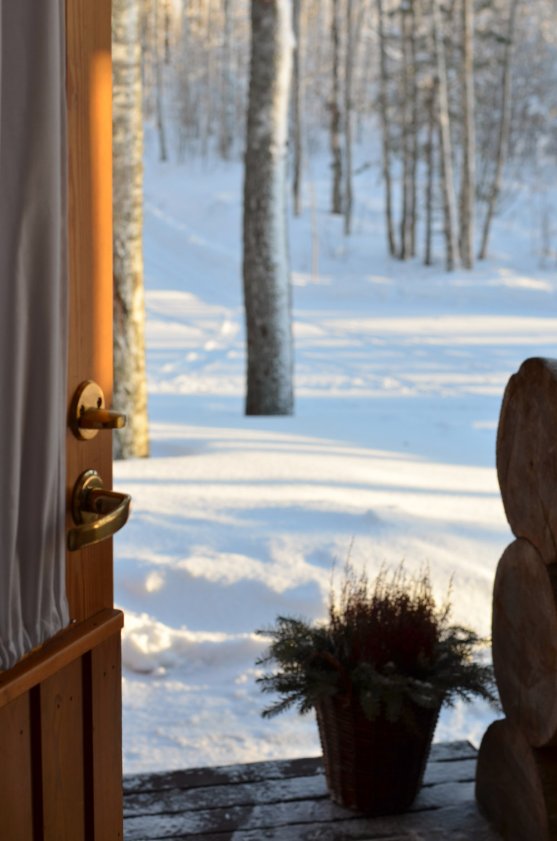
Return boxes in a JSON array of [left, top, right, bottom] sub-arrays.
[[243, 0, 294, 416], [154, 0, 169, 161], [376, 0, 397, 257], [478, 0, 519, 260], [200, 0, 216, 157], [432, 0, 460, 270], [460, 0, 476, 268], [330, 0, 343, 214], [112, 0, 149, 458], [292, 0, 303, 215], [164, 0, 172, 64], [424, 77, 438, 266], [408, 0, 419, 257], [399, 3, 412, 258], [219, 0, 234, 159], [343, 0, 354, 235]]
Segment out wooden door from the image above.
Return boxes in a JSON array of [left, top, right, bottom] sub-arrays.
[[0, 2, 124, 839]]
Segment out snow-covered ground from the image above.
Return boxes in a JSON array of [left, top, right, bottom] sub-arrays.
[[114, 140, 557, 774]]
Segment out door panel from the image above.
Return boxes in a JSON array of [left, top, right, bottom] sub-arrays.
[[66, 0, 114, 624], [41, 661, 85, 841], [0, 614, 123, 838], [0, 2, 124, 837], [0, 694, 34, 841], [89, 635, 124, 837]]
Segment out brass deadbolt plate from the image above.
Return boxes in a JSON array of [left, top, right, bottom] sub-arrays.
[[71, 380, 105, 440]]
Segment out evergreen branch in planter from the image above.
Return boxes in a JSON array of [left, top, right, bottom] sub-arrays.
[[256, 564, 499, 722]]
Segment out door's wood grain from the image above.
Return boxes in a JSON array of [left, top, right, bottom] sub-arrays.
[[40, 659, 85, 841], [65, 0, 114, 622], [0, 609, 123, 710], [0, 693, 34, 841], [88, 634, 124, 840]]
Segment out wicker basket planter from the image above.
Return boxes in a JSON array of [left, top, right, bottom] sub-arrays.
[[315, 695, 441, 814], [256, 565, 496, 817]]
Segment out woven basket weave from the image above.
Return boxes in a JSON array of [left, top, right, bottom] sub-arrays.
[[315, 695, 440, 815]]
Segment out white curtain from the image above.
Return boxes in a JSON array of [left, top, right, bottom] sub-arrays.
[[0, 0, 69, 669]]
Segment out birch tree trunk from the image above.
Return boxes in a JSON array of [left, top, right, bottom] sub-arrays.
[[292, 0, 303, 215], [376, 0, 397, 257], [176, 0, 192, 161], [460, 0, 476, 268], [112, 0, 149, 458], [164, 0, 171, 64], [399, 5, 411, 259], [219, 0, 234, 159], [203, 0, 217, 157], [343, 0, 354, 235], [243, 0, 294, 416], [424, 77, 437, 266], [478, 0, 519, 260], [408, 0, 419, 257], [154, 0, 169, 162], [432, 0, 460, 270], [330, 0, 343, 215]]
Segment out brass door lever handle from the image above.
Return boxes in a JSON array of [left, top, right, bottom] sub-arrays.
[[68, 469, 131, 552], [71, 380, 127, 440]]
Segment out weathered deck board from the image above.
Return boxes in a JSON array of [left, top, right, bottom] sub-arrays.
[[123, 742, 476, 796], [123, 741, 500, 841], [124, 759, 476, 819]]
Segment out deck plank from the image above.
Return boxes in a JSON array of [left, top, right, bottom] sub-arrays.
[[123, 741, 476, 795], [124, 781, 477, 839], [123, 741, 498, 841], [124, 758, 476, 819], [123, 756, 322, 797]]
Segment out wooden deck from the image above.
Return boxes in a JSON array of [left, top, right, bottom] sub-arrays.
[[123, 741, 501, 840]]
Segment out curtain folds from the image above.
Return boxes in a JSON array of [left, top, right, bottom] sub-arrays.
[[0, 0, 69, 669]]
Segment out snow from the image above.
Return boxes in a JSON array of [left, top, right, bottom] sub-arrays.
[[115, 139, 557, 774]]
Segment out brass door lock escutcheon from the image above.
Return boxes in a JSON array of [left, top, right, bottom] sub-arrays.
[[70, 380, 126, 440], [67, 469, 131, 551]]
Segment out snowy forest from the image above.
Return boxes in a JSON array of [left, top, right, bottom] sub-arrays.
[[135, 0, 557, 267], [114, 0, 557, 440], [112, 0, 557, 774]]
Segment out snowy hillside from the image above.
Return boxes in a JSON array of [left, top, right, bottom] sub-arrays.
[[114, 145, 557, 773]]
